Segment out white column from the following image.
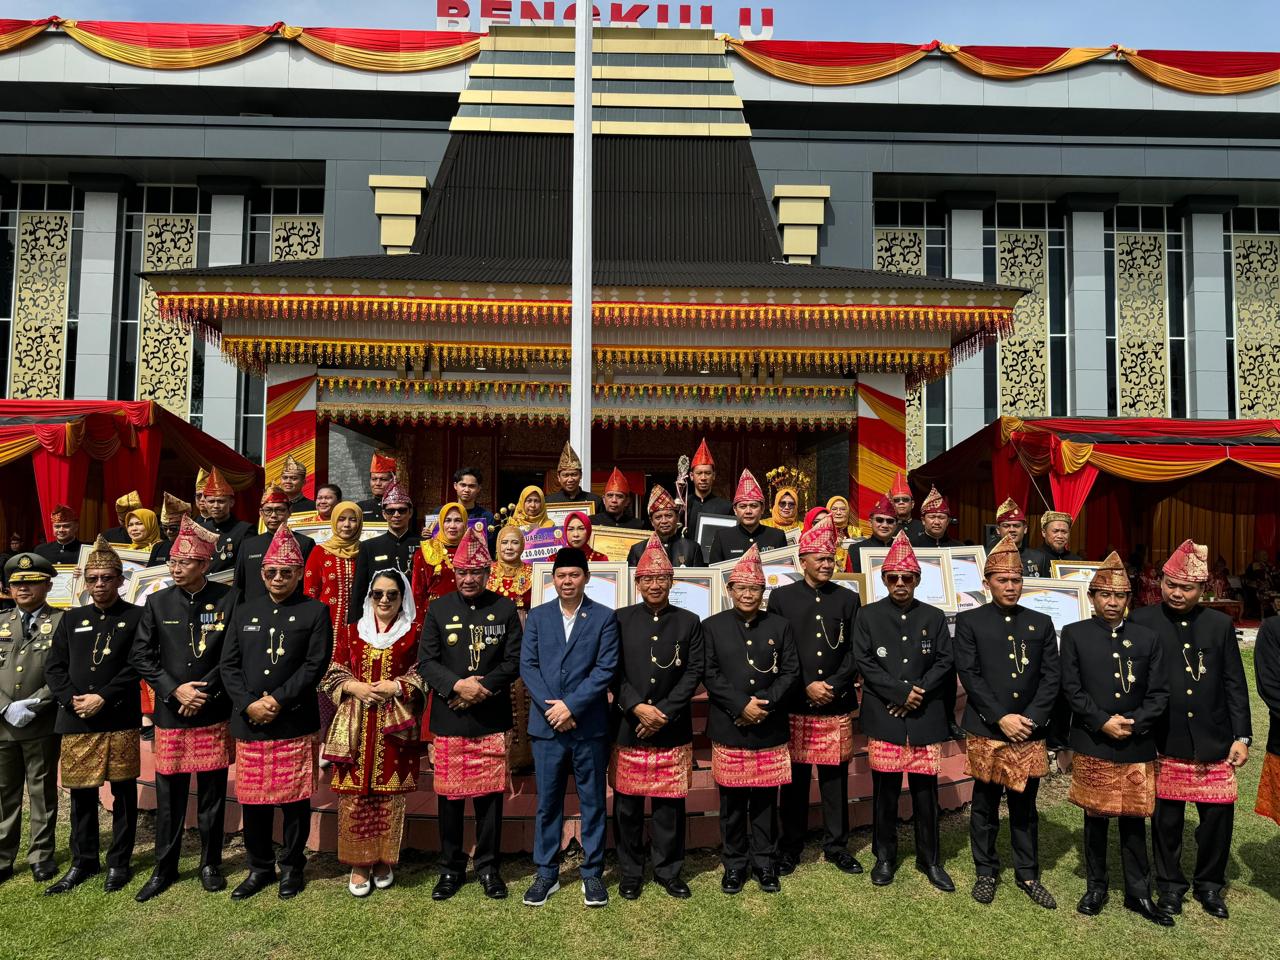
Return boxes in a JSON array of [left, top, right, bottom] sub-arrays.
[[1067, 208, 1110, 416], [1183, 208, 1231, 418], [568, 0, 593, 473], [947, 207, 987, 443], [72, 191, 121, 399], [202, 194, 247, 447]]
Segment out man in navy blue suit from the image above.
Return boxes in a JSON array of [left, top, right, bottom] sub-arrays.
[[519, 547, 620, 908]]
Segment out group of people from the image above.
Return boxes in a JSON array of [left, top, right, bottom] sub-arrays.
[[0, 437, 1276, 927]]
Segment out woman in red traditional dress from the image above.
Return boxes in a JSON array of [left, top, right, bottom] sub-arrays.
[[304, 501, 363, 629], [564, 510, 609, 562], [411, 501, 467, 614], [487, 521, 536, 771], [322, 570, 426, 897]]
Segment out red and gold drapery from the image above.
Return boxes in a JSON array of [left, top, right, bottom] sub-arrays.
[[725, 39, 938, 85], [279, 25, 482, 73], [56, 18, 282, 69], [939, 44, 1110, 79], [0, 17, 54, 53], [1114, 46, 1280, 95]]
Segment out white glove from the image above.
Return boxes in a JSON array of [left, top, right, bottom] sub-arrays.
[[3, 698, 38, 728]]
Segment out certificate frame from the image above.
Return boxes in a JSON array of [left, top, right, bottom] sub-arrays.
[[832, 571, 866, 597], [667, 567, 721, 619], [694, 513, 738, 558], [1051, 560, 1101, 583], [288, 521, 386, 547], [545, 501, 597, 526], [711, 544, 802, 605], [858, 545, 958, 613], [590, 527, 652, 563], [47, 565, 79, 609], [530, 560, 630, 610], [127, 565, 235, 604], [946, 545, 990, 613], [71, 544, 154, 606], [1020, 577, 1091, 635]]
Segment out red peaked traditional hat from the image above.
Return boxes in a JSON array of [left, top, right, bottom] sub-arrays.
[[889, 471, 911, 499], [1163, 539, 1209, 583], [798, 515, 839, 556], [727, 543, 766, 587], [920, 486, 950, 516], [635, 534, 674, 578], [604, 467, 629, 495], [732, 469, 766, 506], [170, 515, 218, 562], [647, 485, 676, 514], [370, 451, 398, 475], [262, 523, 305, 567], [454, 525, 492, 569], [882, 531, 921, 575], [691, 438, 714, 469]]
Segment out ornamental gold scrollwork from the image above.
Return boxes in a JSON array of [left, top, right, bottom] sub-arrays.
[[137, 215, 197, 416], [1115, 232, 1168, 417], [1233, 235, 1280, 417], [8, 212, 71, 399], [271, 217, 324, 262], [874, 229, 926, 276], [996, 230, 1048, 418], [904, 385, 925, 470]]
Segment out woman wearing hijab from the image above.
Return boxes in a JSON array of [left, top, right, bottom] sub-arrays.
[[563, 510, 609, 563], [487, 522, 536, 772], [761, 487, 801, 533], [411, 501, 467, 614], [124, 508, 164, 552], [511, 485, 553, 532], [304, 501, 364, 632], [322, 570, 426, 897], [826, 495, 862, 540]]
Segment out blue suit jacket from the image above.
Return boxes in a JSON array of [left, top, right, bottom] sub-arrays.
[[520, 595, 619, 740]]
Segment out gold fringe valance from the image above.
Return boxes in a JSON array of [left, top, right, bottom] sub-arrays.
[[221, 336, 429, 371]]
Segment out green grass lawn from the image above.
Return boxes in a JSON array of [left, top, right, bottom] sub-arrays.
[[4, 650, 1278, 960]]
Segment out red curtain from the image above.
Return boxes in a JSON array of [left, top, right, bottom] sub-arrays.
[[31, 447, 90, 542], [1026, 416, 1280, 440], [990, 438, 1031, 514], [1050, 461, 1099, 519]]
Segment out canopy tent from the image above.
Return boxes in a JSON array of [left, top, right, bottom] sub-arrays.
[[0, 400, 262, 543], [911, 416, 1280, 571]]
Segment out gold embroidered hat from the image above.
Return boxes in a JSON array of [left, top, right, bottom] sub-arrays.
[[1089, 551, 1130, 592], [557, 441, 583, 474], [84, 535, 123, 574]]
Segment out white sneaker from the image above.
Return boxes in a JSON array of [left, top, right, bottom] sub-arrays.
[[373, 867, 395, 890], [348, 874, 372, 898]]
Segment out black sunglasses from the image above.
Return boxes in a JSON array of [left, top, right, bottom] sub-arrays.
[[371, 589, 401, 601]]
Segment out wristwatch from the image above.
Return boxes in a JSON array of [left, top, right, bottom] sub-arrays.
[[1235, 737, 1252, 747]]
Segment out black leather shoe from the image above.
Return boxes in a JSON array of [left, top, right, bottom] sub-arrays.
[[0, 866, 12, 885], [134, 871, 175, 903], [31, 860, 58, 882], [721, 868, 747, 895], [870, 860, 896, 886], [45, 865, 99, 895], [824, 850, 863, 875], [230, 870, 277, 901], [200, 865, 226, 893], [1123, 895, 1175, 926], [753, 868, 781, 893], [657, 876, 692, 899], [278, 868, 305, 900], [1077, 889, 1108, 915], [920, 863, 955, 893], [619, 877, 644, 900], [776, 853, 798, 876], [1194, 890, 1229, 919], [104, 867, 132, 893], [1158, 894, 1183, 915], [433, 873, 466, 901], [478, 871, 507, 900]]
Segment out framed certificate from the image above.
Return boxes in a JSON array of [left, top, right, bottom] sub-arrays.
[[712, 544, 802, 606], [531, 560, 630, 609], [47, 565, 79, 609], [859, 546, 958, 613], [667, 568, 720, 619], [523, 526, 567, 562], [694, 513, 737, 558], [71, 544, 153, 606], [289, 521, 386, 547], [1051, 560, 1101, 583], [832, 572, 866, 597], [590, 527, 652, 563], [546, 501, 597, 526], [946, 545, 990, 612], [128, 565, 234, 604], [1020, 578, 1090, 636]]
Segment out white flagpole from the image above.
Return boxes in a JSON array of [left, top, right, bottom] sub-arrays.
[[568, 2, 593, 479]]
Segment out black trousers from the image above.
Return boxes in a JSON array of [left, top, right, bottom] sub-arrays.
[[1152, 798, 1233, 898], [438, 792, 503, 877], [969, 777, 1041, 882], [719, 786, 778, 872], [613, 791, 686, 882], [871, 770, 939, 867], [1083, 814, 1151, 898], [241, 800, 309, 874], [153, 768, 228, 877], [69, 782, 137, 870], [780, 761, 849, 858]]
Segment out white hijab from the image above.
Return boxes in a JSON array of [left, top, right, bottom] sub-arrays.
[[356, 569, 417, 650]]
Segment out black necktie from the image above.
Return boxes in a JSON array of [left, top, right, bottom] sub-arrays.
[[22, 612, 34, 639]]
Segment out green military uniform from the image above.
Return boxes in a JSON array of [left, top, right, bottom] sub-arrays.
[[0, 553, 65, 877]]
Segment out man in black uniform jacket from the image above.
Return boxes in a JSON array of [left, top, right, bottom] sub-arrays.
[[233, 486, 315, 601], [44, 537, 144, 895], [349, 477, 421, 623], [954, 536, 1060, 908], [910, 487, 962, 549], [33, 504, 87, 565], [611, 535, 704, 901], [991, 498, 1044, 577], [596, 468, 646, 530], [853, 531, 955, 892], [1256, 613, 1280, 829], [683, 438, 733, 542], [278, 454, 316, 514], [849, 495, 898, 572], [220, 525, 333, 901], [1060, 552, 1172, 926], [702, 544, 799, 895], [545, 442, 605, 512], [150, 493, 193, 565], [768, 516, 862, 877], [1025, 510, 1081, 576], [419, 527, 522, 902], [1132, 539, 1251, 920], [129, 516, 238, 903], [199, 468, 253, 576], [356, 450, 399, 521], [707, 469, 786, 564], [627, 486, 704, 568]]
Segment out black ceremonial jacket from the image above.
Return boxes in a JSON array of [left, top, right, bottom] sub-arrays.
[[1059, 616, 1169, 763], [627, 533, 705, 568], [766, 578, 860, 716], [1255, 616, 1280, 755], [702, 608, 798, 749], [708, 523, 787, 564], [853, 596, 953, 746], [220, 592, 333, 741], [1131, 603, 1251, 762], [33, 539, 87, 565], [202, 515, 254, 575], [46, 598, 142, 734], [349, 529, 423, 623], [848, 533, 894, 573], [418, 589, 523, 737], [130, 580, 237, 729], [953, 601, 1059, 740], [684, 493, 733, 542], [612, 602, 704, 749], [233, 529, 316, 601]]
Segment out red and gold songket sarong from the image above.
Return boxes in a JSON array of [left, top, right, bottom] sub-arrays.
[[433, 733, 508, 799], [711, 742, 791, 788], [610, 744, 693, 798], [1068, 754, 1155, 818], [868, 739, 942, 776], [1156, 755, 1238, 805], [965, 737, 1049, 794], [153, 721, 233, 776], [60, 730, 141, 789], [1256, 751, 1280, 826], [788, 714, 854, 766], [235, 736, 316, 805], [337, 794, 407, 867]]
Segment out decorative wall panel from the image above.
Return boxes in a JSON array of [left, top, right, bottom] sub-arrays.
[[272, 216, 324, 263], [1115, 232, 1168, 417], [876, 228, 926, 468], [995, 230, 1048, 417], [1233, 234, 1280, 418], [8, 212, 70, 399], [137, 215, 197, 416]]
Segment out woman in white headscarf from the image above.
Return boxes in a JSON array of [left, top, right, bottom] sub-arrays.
[[321, 569, 425, 897]]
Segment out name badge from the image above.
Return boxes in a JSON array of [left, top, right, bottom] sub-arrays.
[[243, 625, 262, 633], [74, 625, 93, 633], [374, 555, 389, 562]]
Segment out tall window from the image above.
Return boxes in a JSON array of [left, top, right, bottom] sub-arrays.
[[1103, 210, 1118, 416], [982, 206, 998, 422]]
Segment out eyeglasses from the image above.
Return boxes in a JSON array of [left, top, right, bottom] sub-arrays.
[[384, 507, 410, 516], [884, 573, 916, 584], [636, 575, 673, 585], [262, 568, 295, 580], [890, 497, 913, 504], [871, 516, 896, 524], [371, 589, 401, 601], [84, 575, 118, 584]]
